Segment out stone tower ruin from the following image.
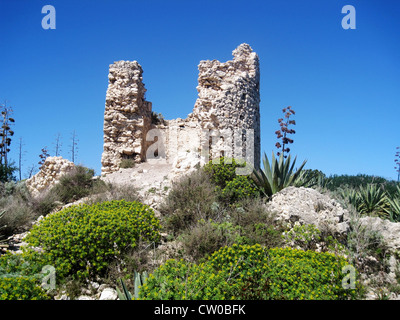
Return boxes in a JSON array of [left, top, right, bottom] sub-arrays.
[[101, 43, 261, 176], [101, 61, 152, 174]]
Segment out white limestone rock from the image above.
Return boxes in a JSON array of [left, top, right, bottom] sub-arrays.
[[99, 288, 118, 300], [25, 156, 75, 197], [266, 186, 350, 237]]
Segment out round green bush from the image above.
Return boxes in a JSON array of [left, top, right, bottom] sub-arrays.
[[139, 244, 360, 300], [221, 176, 259, 202], [25, 200, 161, 279], [204, 157, 258, 202], [161, 169, 219, 234], [0, 250, 51, 300], [0, 276, 50, 300], [204, 157, 239, 189]]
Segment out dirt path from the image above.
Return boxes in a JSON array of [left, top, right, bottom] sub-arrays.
[[100, 159, 174, 209], [101, 159, 172, 189]]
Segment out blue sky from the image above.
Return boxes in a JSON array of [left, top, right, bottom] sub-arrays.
[[0, 0, 399, 180]]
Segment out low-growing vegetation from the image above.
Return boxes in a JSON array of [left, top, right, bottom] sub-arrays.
[[0, 250, 51, 300], [25, 200, 161, 280], [0, 154, 399, 300], [139, 244, 361, 300]]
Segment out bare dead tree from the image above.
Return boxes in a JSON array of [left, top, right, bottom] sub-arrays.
[[53, 132, 62, 157], [18, 137, 26, 181], [70, 130, 78, 163]]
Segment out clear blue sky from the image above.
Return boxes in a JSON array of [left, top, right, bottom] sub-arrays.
[[1, 0, 399, 180]]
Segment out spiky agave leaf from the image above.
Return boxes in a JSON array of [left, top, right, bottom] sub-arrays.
[[386, 185, 400, 222], [252, 152, 307, 197], [338, 186, 360, 210], [134, 270, 146, 299], [357, 184, 390, 218], [116, 278, 133, 300], [387, 197, 400, 222]]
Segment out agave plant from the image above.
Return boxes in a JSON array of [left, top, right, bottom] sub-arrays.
[[116, 271, 148, 300], [387, 185, 400, 222], [356, 184, 390, 218], [116, 278, 132, 300], [387, 197, 400, 222], [0, 210, 6, 234], [252, 152, 307, 197], [134, 270, 148, 299], [338, 186, 360, 210]]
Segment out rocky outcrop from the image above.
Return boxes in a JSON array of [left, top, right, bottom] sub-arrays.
[[54, 284, 119, 300], [25, 156, 75, 197], [266, 186, 400, 300], [359, 216, 400, 254], [266, 186, 350, 238], [358, 216, 400, 287]]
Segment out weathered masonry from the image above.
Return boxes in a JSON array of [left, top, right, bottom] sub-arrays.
[[101, 43, 261, 176]]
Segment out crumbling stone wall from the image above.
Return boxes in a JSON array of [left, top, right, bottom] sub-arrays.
[[101, 44, 261, 176], [26, 156, 76, 197], [101, 61, 152, 175], [187, 43, 260, 167]]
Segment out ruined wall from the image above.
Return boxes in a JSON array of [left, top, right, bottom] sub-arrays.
[[187, 43, 260, 167], [26, 156, 76, 197], [101, 61, 152, 175], [101, 44, 261, 176]]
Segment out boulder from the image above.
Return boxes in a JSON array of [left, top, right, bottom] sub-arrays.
[[266, 186, 350, 237], [99, 287, 118, 300]]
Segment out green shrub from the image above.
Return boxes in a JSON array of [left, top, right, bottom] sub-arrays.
[[139, 258, 227, 300], [229, 198, 283, 248], [221, 176, 259, 202], [179, 219, 241, 262], [25, 200, 161, 279], [282, 224, 322, 251], [139, 244, 361, 300], [120, 159, 136, 169], [51, 165, 96, 203], [204, 157, 258, 203], [160, 169, 219, 235], [204, 157, 239, 189], [0, 250, 46, 276], [0, 250, 51, 300], [0, 181, 38, 237], [0, 276, 50, 300], [171, 195, 283, 262]]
